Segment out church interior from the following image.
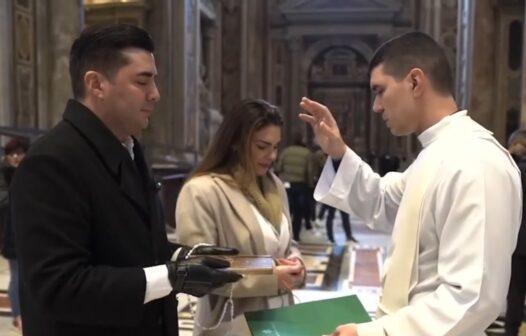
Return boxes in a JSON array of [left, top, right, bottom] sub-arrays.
[[0, 0, 525, 335]]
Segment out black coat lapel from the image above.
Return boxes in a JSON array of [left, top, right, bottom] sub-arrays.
[[132, 140, 169, 260], [62, 100, 150, 219]]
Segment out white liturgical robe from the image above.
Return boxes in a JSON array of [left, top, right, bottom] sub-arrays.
[[315, 111, 522, 336]]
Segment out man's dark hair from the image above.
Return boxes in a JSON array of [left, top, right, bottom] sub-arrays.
[[69, 24, 155, 99], [4, 137, 29, 155], [369, 31, 454, 95]]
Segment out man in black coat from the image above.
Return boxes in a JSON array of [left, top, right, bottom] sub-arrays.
[[506, 129, 526, 336], [10, 24, 241, 336]]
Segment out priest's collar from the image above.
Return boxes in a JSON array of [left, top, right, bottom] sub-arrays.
[[417, 110, 468, 148]]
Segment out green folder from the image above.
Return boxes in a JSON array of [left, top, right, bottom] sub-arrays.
[[245, 294, 371, 336]]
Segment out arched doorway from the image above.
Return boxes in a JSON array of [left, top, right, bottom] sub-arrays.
[[307, 46, 372, 161]]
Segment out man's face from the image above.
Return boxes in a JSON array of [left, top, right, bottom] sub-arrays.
[[370, 64, 418, 136], [100, 48, 160, 139], [250, 125, 281, 176]]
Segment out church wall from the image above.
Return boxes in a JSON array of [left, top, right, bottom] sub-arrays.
[[270, 0, 415, 165], [469, 0, 523, 144], [1, 0, 524, 166]]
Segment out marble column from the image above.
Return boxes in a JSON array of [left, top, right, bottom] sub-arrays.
[[243, 0, 268, 99], [287, 37, 302, 143], [46, 0, 82, 127], [35, 1, 50, 129], [0, 0, 13, 130], [456, 0, 475, 109], [468, 0, 497, 131], [239, 0, 248, 98], [221, 0, 242, 115], [147, 0, 199, 163], [439, 0, 458, 83], [521, 3, 526, 127], [203, 24, 219, 108], [419, 0, 458, 88], [182, 0, 200, 159], [145, 0, 174, 162], [210, 4, 222, 110]]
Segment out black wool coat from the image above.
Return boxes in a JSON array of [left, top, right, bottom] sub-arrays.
[[11, 99, 180, 336]]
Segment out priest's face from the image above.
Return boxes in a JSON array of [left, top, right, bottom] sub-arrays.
[[250, 125, 281, 176], [370, 64, 419, 136]]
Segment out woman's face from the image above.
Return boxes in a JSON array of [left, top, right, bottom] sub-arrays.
[[6, 149, 26, 168], [250, 124, 281, 176]]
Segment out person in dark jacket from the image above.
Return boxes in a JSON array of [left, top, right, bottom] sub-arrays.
[[1, 137, 29, 332], [276, 134, 313, 241], [9, 24, 241, 336], [505, 129, 526, 336]]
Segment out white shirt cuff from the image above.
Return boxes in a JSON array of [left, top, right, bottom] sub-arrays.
[[143, 265, 173, 304]]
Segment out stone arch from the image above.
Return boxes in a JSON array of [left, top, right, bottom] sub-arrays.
[[301, 37, 374, 81]]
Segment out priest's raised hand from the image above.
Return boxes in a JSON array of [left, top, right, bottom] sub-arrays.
[[299, 97, 347, 159]]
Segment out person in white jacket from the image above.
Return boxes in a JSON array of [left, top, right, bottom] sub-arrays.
[[299, 31, 522, 336]]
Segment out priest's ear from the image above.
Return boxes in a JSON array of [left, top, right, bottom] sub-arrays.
[[84, 70, 108, 100], [406, 68, 425, 97]]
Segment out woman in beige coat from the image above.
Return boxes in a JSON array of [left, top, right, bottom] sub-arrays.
[[176, 99, 306, 335]]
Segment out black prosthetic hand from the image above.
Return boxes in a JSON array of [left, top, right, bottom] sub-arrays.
[[173, 245, 240, 261], [167, 255, 242, 297]]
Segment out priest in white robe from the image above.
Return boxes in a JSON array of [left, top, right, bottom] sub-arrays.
[[299, 32, 522, 336]]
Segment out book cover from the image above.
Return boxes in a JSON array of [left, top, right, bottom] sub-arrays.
[[245, 294, 371, 336]]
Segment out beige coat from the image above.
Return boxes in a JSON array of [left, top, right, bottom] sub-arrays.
[[175, 173, 299, 336]]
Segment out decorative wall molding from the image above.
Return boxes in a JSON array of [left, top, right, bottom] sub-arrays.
[[278, 0, 402, 24]]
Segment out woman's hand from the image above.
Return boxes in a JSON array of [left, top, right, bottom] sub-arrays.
[[275, 257, 305, 290]]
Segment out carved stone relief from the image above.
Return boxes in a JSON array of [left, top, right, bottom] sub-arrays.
[[0, 1, 13, 129], [309, 48, 369, 83], [308, 46, 370, 151], [198, 78, 211, 154], [14, 0, 36, 127], [84, 1, 147, 27], [440, 0, 458, 84]]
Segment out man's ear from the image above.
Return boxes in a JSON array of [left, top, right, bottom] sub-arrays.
[[84, 71, 105, 99], [407, 68, 425, 97]]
